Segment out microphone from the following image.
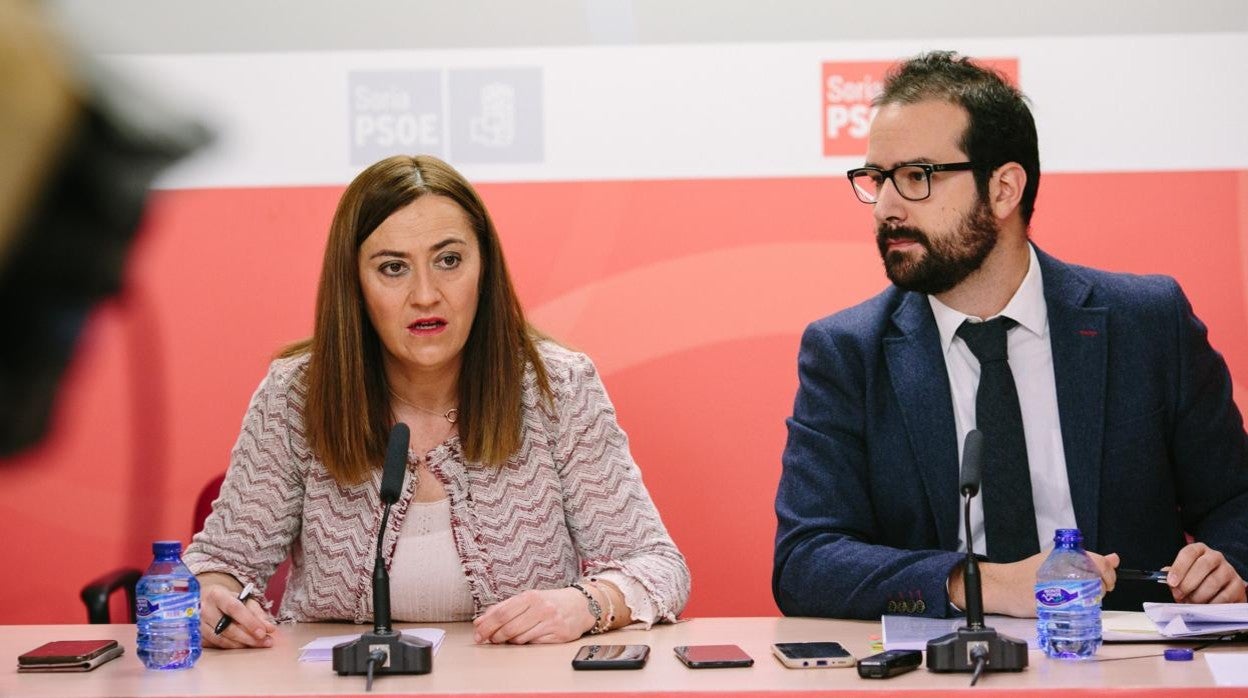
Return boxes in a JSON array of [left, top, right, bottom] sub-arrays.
[[959, 429, 985, 629], [332, 422, 432, 684], [379, 421, 409, 505], [373, 422, 409, 635], [958, 429, 983, 498], [926, 429, 1028, 683]]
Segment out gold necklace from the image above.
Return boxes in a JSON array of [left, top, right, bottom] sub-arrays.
[[388, 389, 458, 424]]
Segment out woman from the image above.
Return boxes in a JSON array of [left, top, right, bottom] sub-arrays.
[[185, 155, 689, 649]]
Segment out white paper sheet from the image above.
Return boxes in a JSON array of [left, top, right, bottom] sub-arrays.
[[1143, 603, 1248, 638], [1205, 654, 1248, 686], [881, 610, 1235, 649], [881, 615, 1038, 650], [297, 628, 446, 662]]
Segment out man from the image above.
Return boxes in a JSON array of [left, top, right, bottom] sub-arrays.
[[773, 51, 1248, 619]]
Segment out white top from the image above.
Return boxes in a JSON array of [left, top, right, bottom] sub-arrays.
[[387, 497, 659, 626], [390, 497, 476, 622], [928, 244, 1077, 557]]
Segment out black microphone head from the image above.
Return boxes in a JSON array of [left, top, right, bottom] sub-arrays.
[[959, 429, 984, 497], [379, 422, 410, 504]]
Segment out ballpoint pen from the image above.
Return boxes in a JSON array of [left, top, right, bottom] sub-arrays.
[[1116, 568, 1170, 584], [213, 582, 257, 635]]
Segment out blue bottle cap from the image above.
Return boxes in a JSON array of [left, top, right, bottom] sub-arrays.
[[1164, 648, 1194, 661], [152, 540, 183, 557]]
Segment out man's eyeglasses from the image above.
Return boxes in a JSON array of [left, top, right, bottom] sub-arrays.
[[846, 162, 976, 204]]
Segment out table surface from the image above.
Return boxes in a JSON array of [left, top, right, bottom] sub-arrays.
[[4, 616, 1246, 697]]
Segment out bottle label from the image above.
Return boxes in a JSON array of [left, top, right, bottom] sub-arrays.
[[136, 594, 200, 621], [1035, 579, 1102, 609]]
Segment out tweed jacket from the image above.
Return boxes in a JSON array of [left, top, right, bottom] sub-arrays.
[[185, 342, 690, 624]]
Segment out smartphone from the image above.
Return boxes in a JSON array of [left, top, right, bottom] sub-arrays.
[[571, 644, 650, 670], [17, 640, 124, 672], [771, 641, 855, 668], [857, 649, 922, 678], [674, 644, 754, 668]]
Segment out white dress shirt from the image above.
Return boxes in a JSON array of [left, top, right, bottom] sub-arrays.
[[928, 244, 1077, 557]]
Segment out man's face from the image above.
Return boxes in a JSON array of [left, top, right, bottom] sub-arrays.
[[864, 99, 999, 295]]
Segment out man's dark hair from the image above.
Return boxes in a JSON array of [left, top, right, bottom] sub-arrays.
[[875, 51, 1040, 225]]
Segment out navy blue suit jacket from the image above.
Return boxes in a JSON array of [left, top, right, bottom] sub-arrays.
[[773, 248, 1248, 619]]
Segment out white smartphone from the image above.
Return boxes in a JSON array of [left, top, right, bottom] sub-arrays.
[[771, 641, 856, 669]]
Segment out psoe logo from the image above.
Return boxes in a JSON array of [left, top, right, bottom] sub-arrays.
[[449, 68, 543, 164], [470, 83, 517, 148], [821, 58, 1019, 157], [821, 61, 891, 156], [348, 70, 444, 166]]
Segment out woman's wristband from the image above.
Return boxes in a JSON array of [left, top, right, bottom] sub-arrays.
[[586, 579, 617, 632], [569, 582, 606, 635]]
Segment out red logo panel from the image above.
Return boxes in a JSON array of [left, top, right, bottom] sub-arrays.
[[822, 58, 1020, 157]]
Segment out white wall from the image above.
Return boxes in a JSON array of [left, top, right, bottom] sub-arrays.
[[47, 0, 1248, 54]]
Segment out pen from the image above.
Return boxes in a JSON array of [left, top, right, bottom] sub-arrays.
[[1116, 568, 1169, 584], [213, 582, 256, 635]]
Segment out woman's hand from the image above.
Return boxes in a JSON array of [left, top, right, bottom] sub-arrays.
[[472, 587, 596, 644], [198, 573, 276, 649]]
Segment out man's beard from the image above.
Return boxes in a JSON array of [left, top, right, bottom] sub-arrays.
[[875, 200, 999, 295]]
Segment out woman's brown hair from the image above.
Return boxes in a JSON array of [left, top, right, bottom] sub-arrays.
[[281, 155, 551, 485]]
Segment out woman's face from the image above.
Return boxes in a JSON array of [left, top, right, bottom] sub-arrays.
[[358, 194, 482, 382]]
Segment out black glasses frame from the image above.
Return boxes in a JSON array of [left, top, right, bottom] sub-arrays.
[[846, 161, 977, 203]]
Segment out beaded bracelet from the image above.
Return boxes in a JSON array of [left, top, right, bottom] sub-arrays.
[[569, 582, 605, 635], [587, 578, 617, 631]]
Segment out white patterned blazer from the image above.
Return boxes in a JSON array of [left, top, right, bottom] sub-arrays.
[[184, 341, 690, 625]]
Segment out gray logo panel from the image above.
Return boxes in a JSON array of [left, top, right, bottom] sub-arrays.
[[348, 70, 444, 165], [448, 68, 544, 163]]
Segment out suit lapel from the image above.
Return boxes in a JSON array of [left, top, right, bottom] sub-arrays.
[[1038, 250, 1108, 550], [885, 292, 961, 550]]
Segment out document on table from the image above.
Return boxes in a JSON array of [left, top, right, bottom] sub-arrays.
[[1143, 602, 1248, 638], [298, 628, 446, 662], [1206, 654, 1248, 686], [881, 615, 1038, 650], [1101, 610, 1170, 641], [881, 611, 1212, 649]]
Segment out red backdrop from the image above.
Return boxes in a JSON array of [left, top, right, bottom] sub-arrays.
[[2, 169, 1245, 623]]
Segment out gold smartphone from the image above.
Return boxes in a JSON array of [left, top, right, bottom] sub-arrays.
[[771, 641, 855, 669]]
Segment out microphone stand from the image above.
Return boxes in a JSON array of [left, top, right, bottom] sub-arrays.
[[332, 425, 432, 689], [926, 469, 1028, 683]]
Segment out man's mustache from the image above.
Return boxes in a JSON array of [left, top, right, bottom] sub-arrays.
[[876, 226, 930, 251]]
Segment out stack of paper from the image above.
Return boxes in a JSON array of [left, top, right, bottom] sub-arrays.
[[881, 606, 1248, 649], [297, 628, 446, 662], [1143, 603, 1248, 638]]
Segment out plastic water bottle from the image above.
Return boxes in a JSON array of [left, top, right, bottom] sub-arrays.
[[1034, 528, 1102, 659], [136, 540, 202, 670]]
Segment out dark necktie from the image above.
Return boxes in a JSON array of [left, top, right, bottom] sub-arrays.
[[956, 317, 1039, 563]]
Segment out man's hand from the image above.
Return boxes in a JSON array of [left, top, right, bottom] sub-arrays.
[[951, 551, 1120, 618], [472, 588, 596, 644], [1166, 543, 1247, 604]]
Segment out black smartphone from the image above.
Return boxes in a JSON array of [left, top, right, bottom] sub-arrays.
[[571, 644, 650, 670], [17, 640, 124, 673], [857, 649, 922, 678], [771, 641, 855, 668], [674, 644, 754, 668]]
